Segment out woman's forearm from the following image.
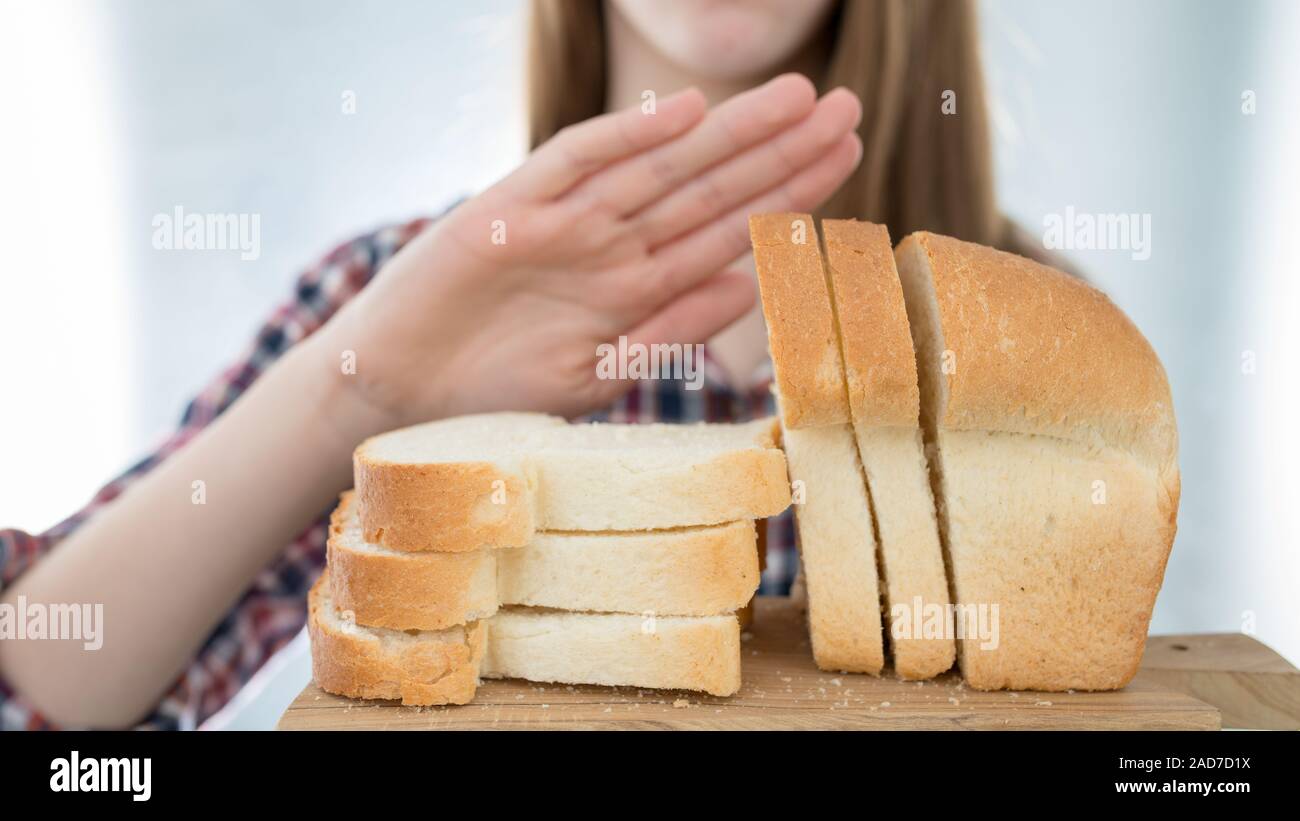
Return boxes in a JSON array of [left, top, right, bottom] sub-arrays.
[[0, 333, 393, 728]]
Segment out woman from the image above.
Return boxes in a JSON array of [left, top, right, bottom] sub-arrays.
[[0, 0, 1026, 729]]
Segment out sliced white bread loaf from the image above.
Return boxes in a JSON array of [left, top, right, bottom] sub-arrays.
[[309, 571, 741, 703], [751, 212, 884, 674], [821, 220, 954, 680], [355, 413, 790, 551], [328, 492, 760, 630], [894, 231, 1180, 691]]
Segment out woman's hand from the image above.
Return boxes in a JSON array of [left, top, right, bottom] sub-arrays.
[[315, 73, 862, 433]]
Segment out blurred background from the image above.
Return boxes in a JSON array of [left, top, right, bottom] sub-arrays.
[[1, 0, 1296, 728]]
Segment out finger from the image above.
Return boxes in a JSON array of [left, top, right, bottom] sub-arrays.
[[636, 88, 861, 249], [502, 87, 707, 201], [572, 74, 817, 217], [623, 269, 756, 350], [648, 133, 863, 295]]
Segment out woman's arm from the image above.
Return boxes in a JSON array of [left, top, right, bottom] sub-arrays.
[[0, 74, 863, 727], [0, 334, 389, 727]]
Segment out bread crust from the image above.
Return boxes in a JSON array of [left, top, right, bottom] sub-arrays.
[[354, 457, 534, 552], [821, 219, 920, 427], [308, 571, 484, 706], [750, 213, 851, 429], [897, 231, 1178, 474]]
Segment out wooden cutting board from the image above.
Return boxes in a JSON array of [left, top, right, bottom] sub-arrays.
[[277, 596, 1291, 730]]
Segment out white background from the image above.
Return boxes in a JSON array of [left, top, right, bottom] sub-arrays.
[[0, 0, 1296, 729]]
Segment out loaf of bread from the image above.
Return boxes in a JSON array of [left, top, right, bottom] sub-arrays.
[[894, 232, 1179, 690], [748, 213, 1178, 691]]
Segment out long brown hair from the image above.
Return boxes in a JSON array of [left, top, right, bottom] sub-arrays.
[[527, 0, 1009, 250]]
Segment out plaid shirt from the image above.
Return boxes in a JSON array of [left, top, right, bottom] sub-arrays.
[[0, 215, 795, 730]]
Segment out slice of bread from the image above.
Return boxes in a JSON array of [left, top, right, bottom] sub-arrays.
[[750, 212, 851, 429], [895, 231, 1180, 691], [820, 220, 954, 680], [308, 571, 741, 703], [355, 413, 790, 551], [308, 571, 485, 706], [496, 525, 759, 620], [328, 492, 761, 630], [780, 422, 885, 673], [353, 412, 561, 553], [751, 213, 884, 674], [483, 609, 741, 697], [327, 493, 499, 630]]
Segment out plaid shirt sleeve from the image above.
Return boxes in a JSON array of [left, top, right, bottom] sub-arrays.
[[0, 217, 432, 730]]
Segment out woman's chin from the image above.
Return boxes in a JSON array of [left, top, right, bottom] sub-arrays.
[[617, 0, 828, 83]]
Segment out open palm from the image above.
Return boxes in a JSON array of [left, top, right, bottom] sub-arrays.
[[323, 74, 862, 424]]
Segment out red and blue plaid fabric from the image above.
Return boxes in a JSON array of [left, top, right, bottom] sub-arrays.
[[0, 214, 795, 730]]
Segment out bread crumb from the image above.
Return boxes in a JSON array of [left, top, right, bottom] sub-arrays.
[[880, 701, 891, 707], [829, 677, 842, 687], [1035, 701, 1053, 707], [741, 632, 753, 642], [673, 699, 690, 709], [780, 676, 792, 683]]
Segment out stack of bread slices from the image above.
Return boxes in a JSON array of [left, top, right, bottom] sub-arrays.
[[309, 413, 792, 705], [751, 213, 1179, 691]]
